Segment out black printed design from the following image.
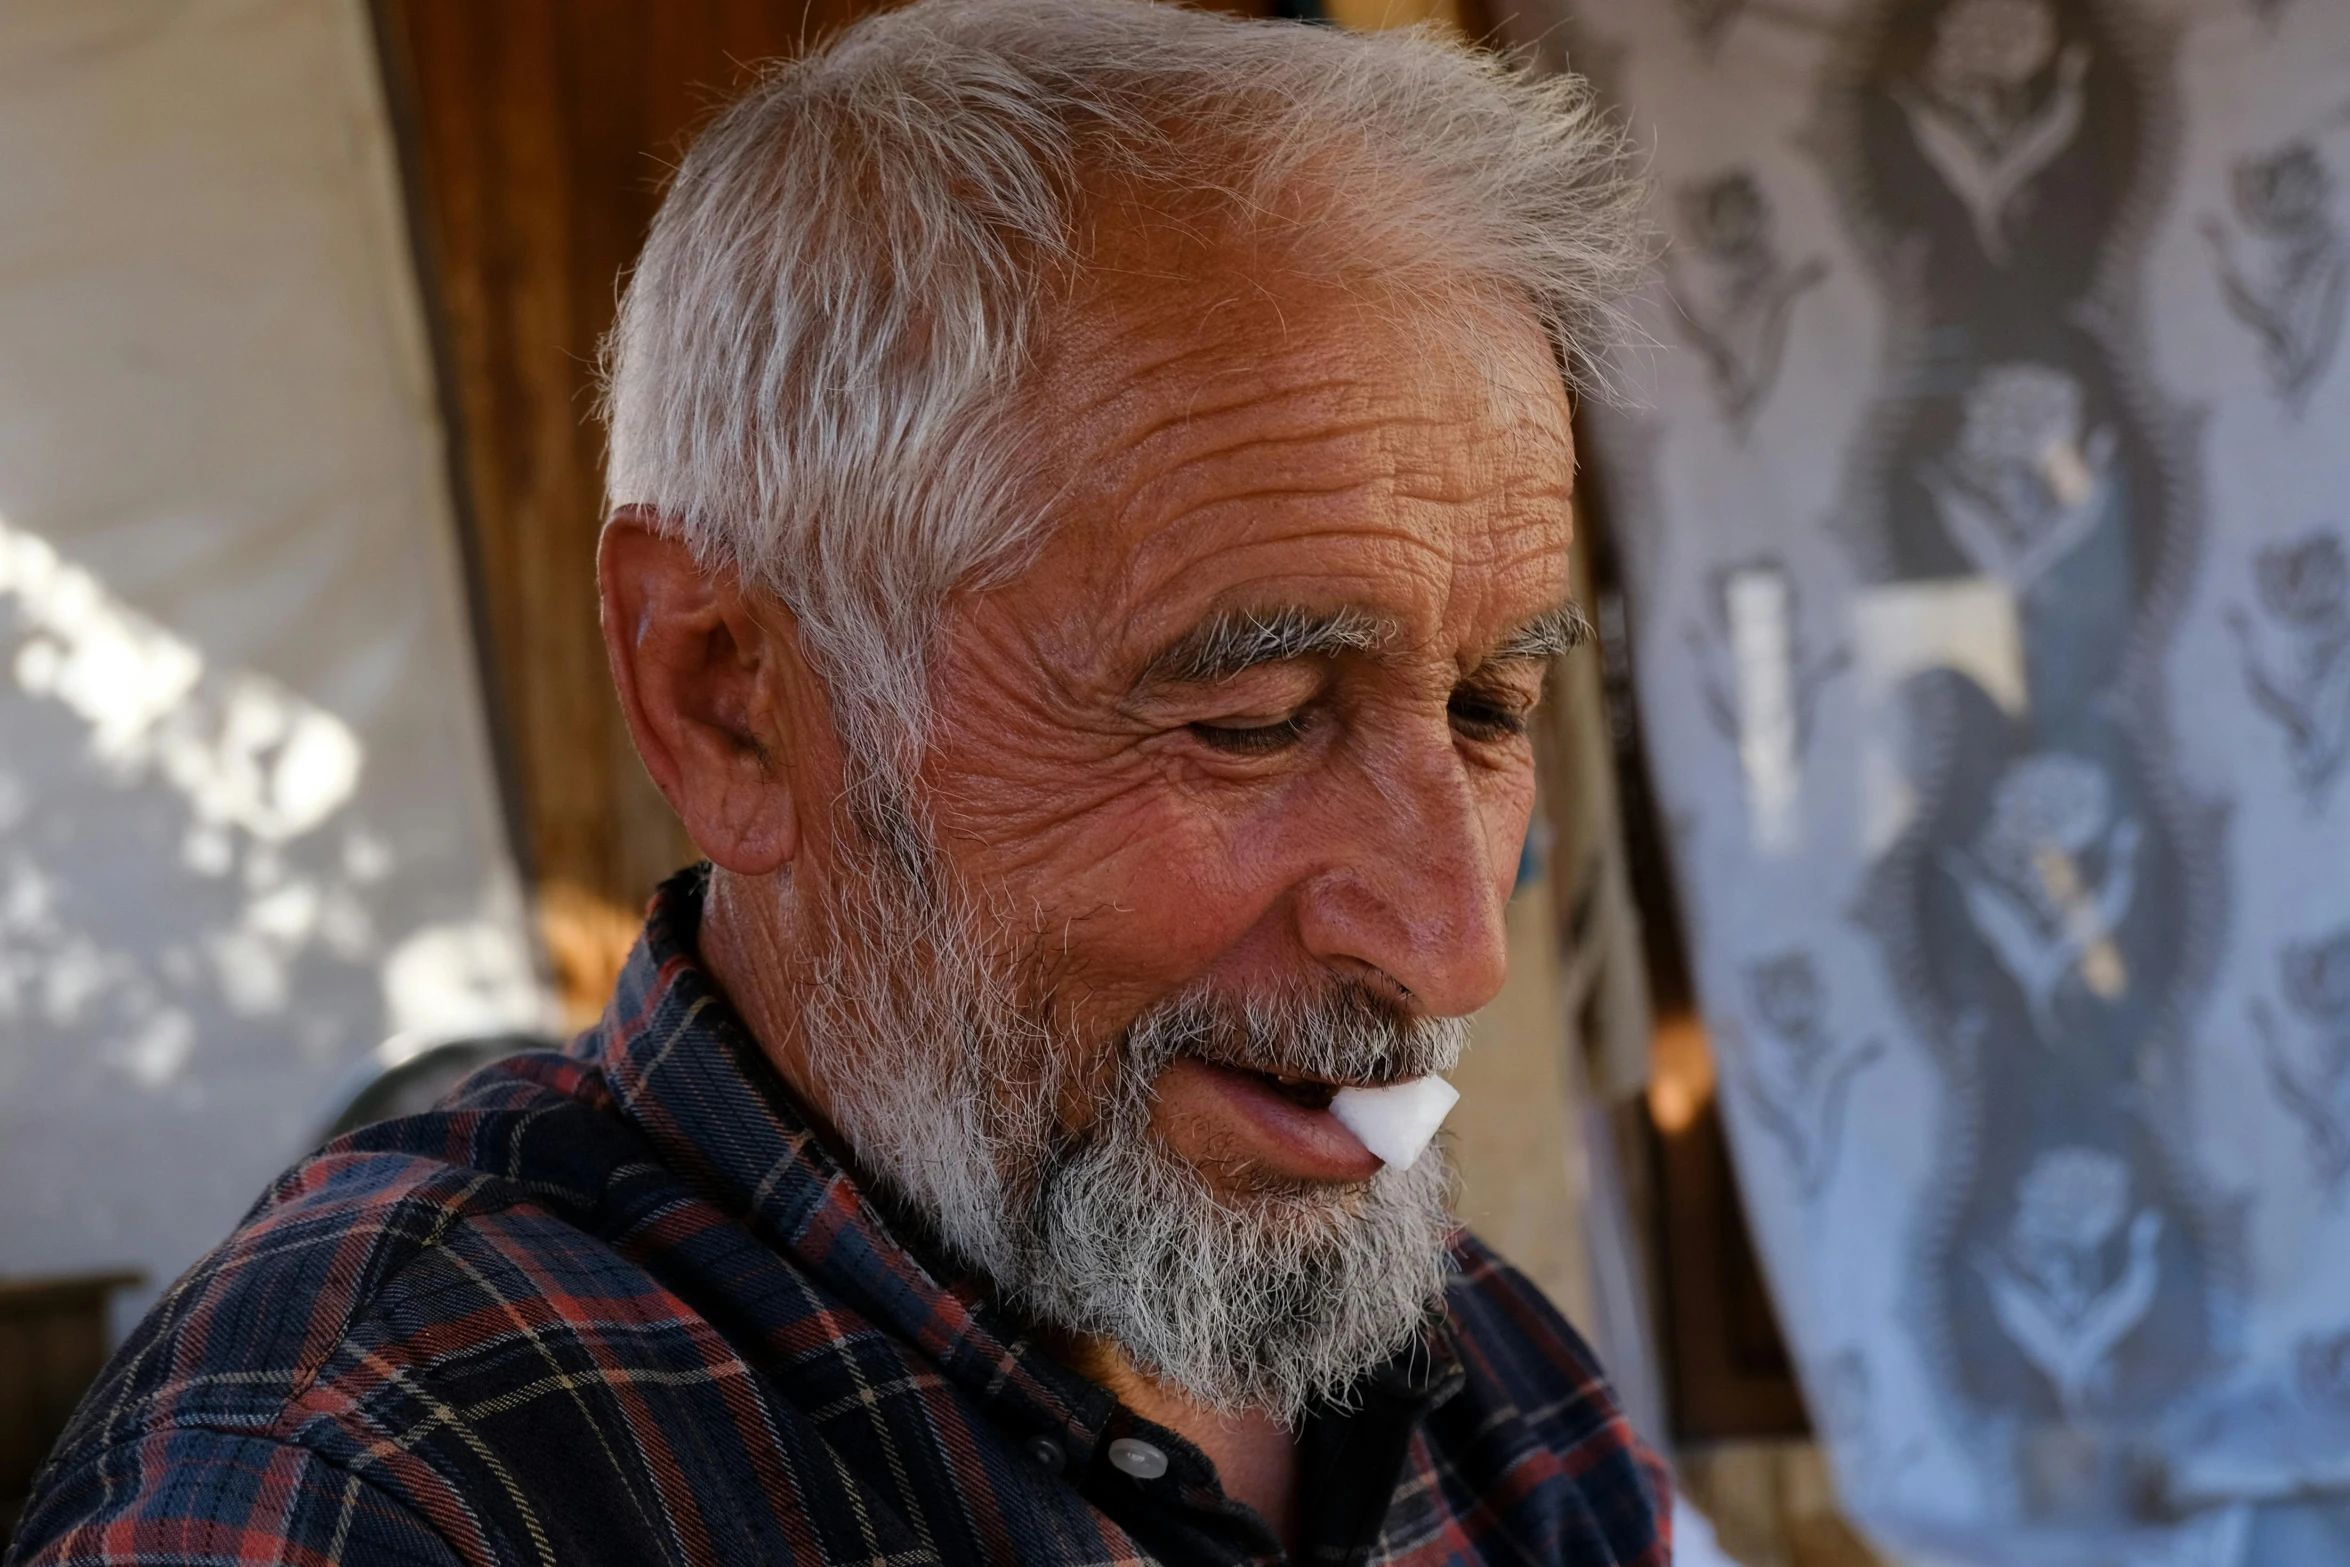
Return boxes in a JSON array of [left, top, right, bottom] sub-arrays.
[[1941, 753, 2140, 1042], [2254, 927, 2350, 1195], [1973, 1146, 2164, 1415], [2205, 139, 2348, 417], [2230, 529, 2350, 803], [1670, 172, 1829, 435], [1825, 0, 2226, 1445], [1720, 953, 1884, 1200], [1921, 364, 2117, 593], [1890, 0, 2089, 264]]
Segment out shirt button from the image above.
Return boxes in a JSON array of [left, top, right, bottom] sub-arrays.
[[1106, 1437, 1169, 1481], [1024, 1435, 1066, 1475]]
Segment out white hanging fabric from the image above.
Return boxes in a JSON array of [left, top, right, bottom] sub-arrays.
[[1511, 1, 2350, 1561]]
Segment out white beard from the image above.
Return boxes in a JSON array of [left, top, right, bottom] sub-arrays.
[[786, 815, 1465, 1422]]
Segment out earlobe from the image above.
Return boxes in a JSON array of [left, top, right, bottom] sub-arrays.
[[597, 512, 803, 877]]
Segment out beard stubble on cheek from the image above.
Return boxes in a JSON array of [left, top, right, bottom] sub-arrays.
[[788, 806, 1464, 1422]]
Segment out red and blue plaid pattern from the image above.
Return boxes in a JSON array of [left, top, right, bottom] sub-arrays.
[[10, 869, 1670, 1565]]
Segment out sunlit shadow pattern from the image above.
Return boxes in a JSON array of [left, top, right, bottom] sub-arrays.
[[0, 511, 542, 1098]]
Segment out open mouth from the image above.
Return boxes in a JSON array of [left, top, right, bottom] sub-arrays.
[[1181, 1050, 1410, 1114], [1257, 1071, 1338, 1111], [1149, 1057, 1409, 1183]]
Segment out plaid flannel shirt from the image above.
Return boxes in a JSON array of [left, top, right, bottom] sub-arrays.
[[10, 867, 1670, 1566]]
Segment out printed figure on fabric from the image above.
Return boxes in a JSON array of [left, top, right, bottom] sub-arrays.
[[2254, 926, 2350, 1196], [1842, 0, 2219, 1450], [2205, 139, 2348, 416], [1942, 752, 2139, 1045], [1669, 171, 1828, 437], [1922, 364, 2117, 598], [1976, 1146, 2163, 1418], [1891, 0, 2088, 265], [1719, 952, 1884, 1204], [2230, 528, 2350, 805]]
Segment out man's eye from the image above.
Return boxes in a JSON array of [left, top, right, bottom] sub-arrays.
[[1188, 713, 1310, 755], [1449, 692, 1529, 742]]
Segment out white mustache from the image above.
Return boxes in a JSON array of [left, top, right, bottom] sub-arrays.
[[1119, 982, 1468, 1089]]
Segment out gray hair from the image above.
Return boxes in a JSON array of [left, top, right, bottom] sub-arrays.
[[600, 0, 1645, 788]]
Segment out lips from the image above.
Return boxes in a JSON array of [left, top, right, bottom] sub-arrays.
[[1149, 1057, 1385, 1185], [1191, 1051, 1404, 1103]]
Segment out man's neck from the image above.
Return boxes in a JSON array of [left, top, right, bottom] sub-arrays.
[[700, 867, 860, 1153]]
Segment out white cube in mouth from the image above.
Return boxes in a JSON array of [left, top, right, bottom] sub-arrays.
[[1327, 1076, 1460, 1171]]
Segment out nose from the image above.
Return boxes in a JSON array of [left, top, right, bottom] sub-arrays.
[[1292, 725, 1520, 1019]]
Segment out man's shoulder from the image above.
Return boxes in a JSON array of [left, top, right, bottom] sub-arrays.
[[1441, 1229, 1619, 1429], [50, 1051, 662, 1453], [14, 1043, 909, 1565], [1421, 1229, 1673, 1565], [11, 1052, 694, 1562]]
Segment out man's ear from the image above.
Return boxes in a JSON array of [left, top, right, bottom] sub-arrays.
[[597, 512, 808, 877]]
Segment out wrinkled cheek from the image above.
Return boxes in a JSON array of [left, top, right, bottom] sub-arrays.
[[1027, 842, 1272, 1025]]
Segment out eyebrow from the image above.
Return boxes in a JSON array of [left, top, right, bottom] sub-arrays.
[[1139, 598, 1593, 688], [1140, 604, 1396, 686], [1490, 601, 1595, 664]]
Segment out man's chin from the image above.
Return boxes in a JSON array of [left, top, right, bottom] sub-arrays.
[[1005, 1127, 1457, 1421]]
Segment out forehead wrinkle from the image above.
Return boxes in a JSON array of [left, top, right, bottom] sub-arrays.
[[1106, 397, 1542, 550], [1031, 287, 1566, 518], [1118, 387, 1424, 462], [1034, 270, 1336, 425], [1118, 508, 1457, 598], [1038, 271, 1526, 459], [1022, 349, 1421, 539], [1053, 318, 1438, 462], [1115, 423, 1468, 526], [1109, 316, 1511, 428], [1107, 481, 1561, 616], [1388, 467, 1571, 509], [1110, 335, 1564, 491]]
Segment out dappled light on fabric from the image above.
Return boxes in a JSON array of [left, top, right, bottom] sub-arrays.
[[0, 510, 539, 1091]]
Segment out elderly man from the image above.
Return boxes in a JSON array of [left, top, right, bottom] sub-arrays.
[[11, 1, 1666, 1562]]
